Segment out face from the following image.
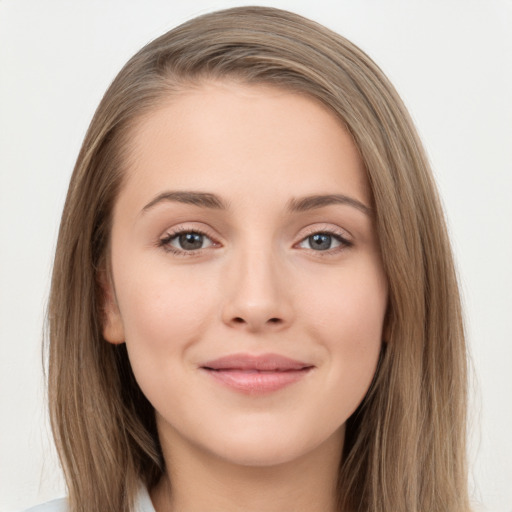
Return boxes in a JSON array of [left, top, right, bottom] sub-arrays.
[[103, 81, 388, 468]]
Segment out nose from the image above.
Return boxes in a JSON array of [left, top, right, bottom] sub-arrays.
[[220, 246, 293, 333]]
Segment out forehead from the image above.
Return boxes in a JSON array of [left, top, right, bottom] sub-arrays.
[[118, 81, 370, 214]]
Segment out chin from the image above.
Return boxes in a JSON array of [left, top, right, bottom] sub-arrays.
[[204, 424, 342, 469], [215, 443, 309, 468]]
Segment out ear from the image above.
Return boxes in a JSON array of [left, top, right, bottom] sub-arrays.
[[98, 269, 125, 344]]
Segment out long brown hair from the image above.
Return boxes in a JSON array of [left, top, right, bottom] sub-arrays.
[[48, 6, 470, 511]]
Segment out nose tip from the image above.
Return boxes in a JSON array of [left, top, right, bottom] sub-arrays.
[[220, 251, 293, 333]]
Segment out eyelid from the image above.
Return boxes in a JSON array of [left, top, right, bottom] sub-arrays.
[[158, 223, 222, 255], [293, 223, 353, 253], [296, 223, 353, 242], [156, 222, 353, 256]]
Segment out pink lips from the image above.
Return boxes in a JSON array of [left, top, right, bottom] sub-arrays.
[[200, 353, 314, 394]]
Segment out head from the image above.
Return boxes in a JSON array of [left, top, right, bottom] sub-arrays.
[[48, 6, 469, 512]]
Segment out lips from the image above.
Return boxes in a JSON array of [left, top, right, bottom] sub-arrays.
[[200, 353, 314, 393]]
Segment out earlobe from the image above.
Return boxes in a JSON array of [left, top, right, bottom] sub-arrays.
[[103, 302, 125, 344], [98, 269, 125, 344]]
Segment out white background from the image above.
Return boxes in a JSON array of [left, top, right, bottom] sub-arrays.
[[1, 1, 511, 511]]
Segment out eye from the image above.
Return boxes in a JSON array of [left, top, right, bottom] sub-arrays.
[[160, 230, 215, 252], [297, 232, 350, 251]]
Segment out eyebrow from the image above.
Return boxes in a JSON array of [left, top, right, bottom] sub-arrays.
[[287, 194, 372, 216], [141, 190, 371, 216], [142, 191, 228, 213]]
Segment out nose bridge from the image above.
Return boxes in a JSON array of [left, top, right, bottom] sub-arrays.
[[239, 244, 280, 300], [221, 238, 291, 331]]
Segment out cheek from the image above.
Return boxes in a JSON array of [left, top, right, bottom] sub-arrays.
[[117, 258, 215, 334], [117, 279, 218, 417], [113, 264, 218, 381], [300, 259, 386, 400], [301, 256, 387, 341]]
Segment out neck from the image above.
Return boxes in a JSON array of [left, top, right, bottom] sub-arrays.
[[151, 427, 344, 512]]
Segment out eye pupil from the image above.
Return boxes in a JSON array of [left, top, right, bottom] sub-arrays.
[[310, 233, 331, 250], [179, 232, 203, 250]]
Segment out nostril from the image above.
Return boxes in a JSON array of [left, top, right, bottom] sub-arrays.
[[231, 317, 282, 325]]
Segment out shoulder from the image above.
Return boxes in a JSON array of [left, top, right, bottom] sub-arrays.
[[21, 497, 67, 512]]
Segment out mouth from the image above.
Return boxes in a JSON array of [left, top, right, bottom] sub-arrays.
[[200, 353, 315, 394]]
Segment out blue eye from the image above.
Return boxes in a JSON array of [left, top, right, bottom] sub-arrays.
[[298, 232, 347, 251]]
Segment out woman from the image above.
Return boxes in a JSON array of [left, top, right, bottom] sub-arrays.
[[30, 6, 470, 511]]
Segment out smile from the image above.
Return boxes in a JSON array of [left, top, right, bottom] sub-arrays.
[[200, 353, 315, 394]]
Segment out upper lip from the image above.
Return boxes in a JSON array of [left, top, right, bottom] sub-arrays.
[[201, 353, 313, 371]]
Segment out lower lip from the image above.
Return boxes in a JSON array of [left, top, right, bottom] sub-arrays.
[[203, 368, 312, 394]]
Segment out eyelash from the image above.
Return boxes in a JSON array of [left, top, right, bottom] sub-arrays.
[[157, 226, 353, 257], [296, 227, 353, 255], [157, 227, 218, 257]]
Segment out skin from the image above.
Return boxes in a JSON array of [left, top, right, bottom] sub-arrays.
[[103, 81, 388, 512]]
